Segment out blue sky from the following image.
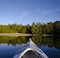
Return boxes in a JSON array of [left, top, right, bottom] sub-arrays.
[[0, 0, 60, 25]]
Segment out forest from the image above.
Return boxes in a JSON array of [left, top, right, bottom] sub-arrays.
[[0, 21, 60, 36], [0, 21, 60, 49]]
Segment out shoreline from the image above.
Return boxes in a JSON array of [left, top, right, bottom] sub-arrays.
[[0, 33, 58, 36], [0, 33, 33, 36]]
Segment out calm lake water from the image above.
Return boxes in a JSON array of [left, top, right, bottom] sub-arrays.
[[0, 36, 60, 58]]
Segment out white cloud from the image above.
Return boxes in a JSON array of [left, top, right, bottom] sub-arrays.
[[41, 8, 60, 14], [20, 11, 28, 19]]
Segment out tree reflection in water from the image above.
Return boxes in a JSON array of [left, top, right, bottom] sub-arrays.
[[0, 36, 60, 49]]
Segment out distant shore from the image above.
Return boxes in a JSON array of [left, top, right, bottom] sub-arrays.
[[0, 33, 33, 36], [0, 33, 57, 36]]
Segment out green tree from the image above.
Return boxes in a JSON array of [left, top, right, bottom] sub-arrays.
[[32, 22, 42, 36], [26, 24, 32, 33], [45, 22, 53, 35], [17, 24, 23, 33], [53, 21, 60, 36]]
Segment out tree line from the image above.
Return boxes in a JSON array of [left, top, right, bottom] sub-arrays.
[[0, 21, 60, 36]]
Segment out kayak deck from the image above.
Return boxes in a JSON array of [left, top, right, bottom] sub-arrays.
[[13, 39, 48, 58]]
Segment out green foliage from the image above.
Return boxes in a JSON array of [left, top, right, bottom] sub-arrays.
[[0, 21, 60, 36], [45, 22, 53, 34], [53, 21, 60, 35], [17, 24, 23, 33], [32, 22, 42, 36], [26, 24, 32, 33], [0, 25, 16, 33], [21, 26, 27, 33]]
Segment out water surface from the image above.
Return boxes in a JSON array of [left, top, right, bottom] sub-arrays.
[[0, 36, 60, 58]]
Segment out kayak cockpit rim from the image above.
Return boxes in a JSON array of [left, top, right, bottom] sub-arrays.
[[19, 48, 40, 58]]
